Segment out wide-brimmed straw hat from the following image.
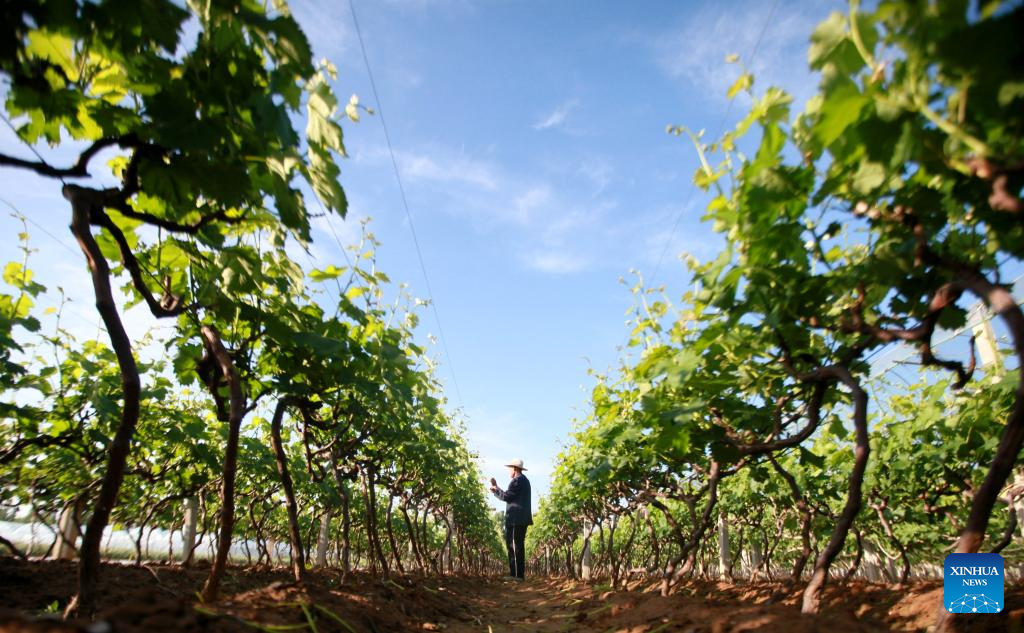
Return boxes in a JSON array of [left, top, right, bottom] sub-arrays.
[[504, 459, 527, 471]]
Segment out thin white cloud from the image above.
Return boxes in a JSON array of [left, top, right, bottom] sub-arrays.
[[291, 0, 354, 61], [511, 186, 551, 225], [643, 225, 722, 268], [533, 99, 580, 131], [380, 0, 474, 12], [542, 205, 604, 246], [311, 209, 366, 251], [354, 139, 694, 278], [656, 0, 834, 107], [523, 250, 589, 275], [395, 148, 500, 191], [577, 158, 613, 197]]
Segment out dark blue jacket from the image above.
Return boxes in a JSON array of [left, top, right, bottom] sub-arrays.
[[494, 473, 533, 526]]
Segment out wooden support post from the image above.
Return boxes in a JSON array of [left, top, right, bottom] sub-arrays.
[[861, 539, 883, 582], [718, 512, 731, 580], [581, 521, 592, 581], [969, 303, 1001, 369], [182, 497, 198, 564], [316, 513, 331, 567], [51, 504, 79, 560], [747, 539, 763, 579]]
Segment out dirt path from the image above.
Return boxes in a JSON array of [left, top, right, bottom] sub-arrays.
[[439, 575, 865, 633], [443, 576, 607, 632], [436, 575, 1023, 633], [2, 559, 1023, 632]]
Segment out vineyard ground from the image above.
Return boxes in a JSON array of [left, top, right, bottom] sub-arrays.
[[0, 558, 1021, 632]]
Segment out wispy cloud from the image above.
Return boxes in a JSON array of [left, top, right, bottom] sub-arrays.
[[380, 0, 474, 12], [522, 250, 589, 274], [655, 0, 832, 107], [533, 98, 580, 131], [392, 147, 500, 191], [356, 139, 696, 278], [291, 0, 354, 61], [577, 157, 613, 197], [641, 224, 722, 269], [541, 205, 606, 246], [511, 186, 551, 225]]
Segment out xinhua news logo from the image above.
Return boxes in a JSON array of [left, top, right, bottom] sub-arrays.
[[944, 553, 1004, 613]]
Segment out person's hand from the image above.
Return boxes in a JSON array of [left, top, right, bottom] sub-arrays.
[[489, 485, 497, 493]]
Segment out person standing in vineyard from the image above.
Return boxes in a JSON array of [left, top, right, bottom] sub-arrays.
[[489, 459, 532, 580]]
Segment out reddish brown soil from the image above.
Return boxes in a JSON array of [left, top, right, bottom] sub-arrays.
[[0, 558, 1020, 632]]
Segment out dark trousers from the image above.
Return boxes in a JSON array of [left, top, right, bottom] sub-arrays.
[[504, 523, 528, 578]]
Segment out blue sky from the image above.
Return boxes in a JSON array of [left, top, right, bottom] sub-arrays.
[[0, 0, 843, 511]]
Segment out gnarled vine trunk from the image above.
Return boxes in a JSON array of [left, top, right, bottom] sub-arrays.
[[936, 273, 1024, 631], [270, 398, 306, 582], [384, 495, 405, 574], [64, 186, 142, 618], [871, 499, 910, 584], [801, 367, 869, 614], [842, 528, 864, 582], [401, 504, 426, 573], [660, 462, 722, 596], [200, 325, 246, 602], [768, 454, 813, 583], [362, 464, 389, 577]]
